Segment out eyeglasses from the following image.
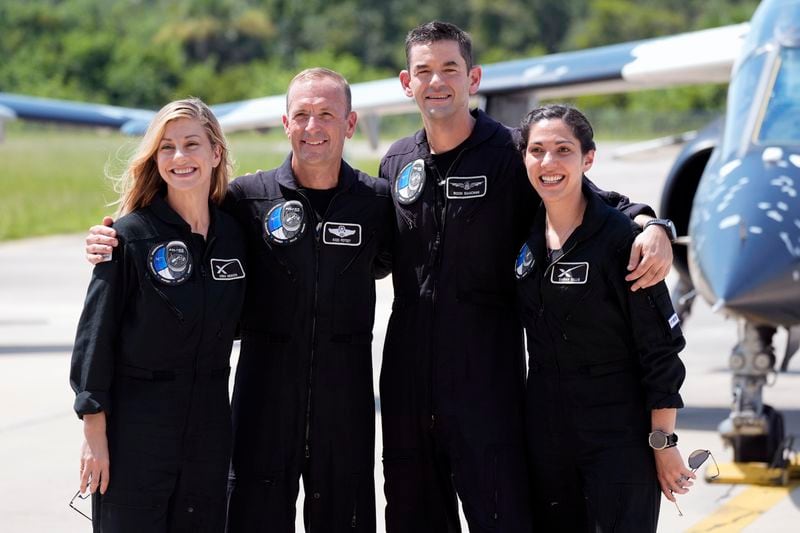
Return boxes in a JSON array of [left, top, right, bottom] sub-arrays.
[[673, 449, 719, 517], [68, 490, 92, 521]]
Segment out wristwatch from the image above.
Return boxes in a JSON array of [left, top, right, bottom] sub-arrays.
[[648, 430, 678, 450], [644, 218, 677, 243]]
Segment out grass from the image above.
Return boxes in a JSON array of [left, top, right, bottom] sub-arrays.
[[0, 106, 707, 241], [0, 125, 381, 241]]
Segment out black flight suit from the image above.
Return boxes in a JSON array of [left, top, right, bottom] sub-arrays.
[[378, 109, 654, 533], [224, 155, 393, 533], [70, 194, 247, 533], [516, 184, 686, 532]]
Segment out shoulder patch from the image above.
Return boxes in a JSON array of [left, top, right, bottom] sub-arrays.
[[393, 159, 426, 205], [148, 240, 193, 285], [264, 200, 307, 245], [515, 243, 535, 279]]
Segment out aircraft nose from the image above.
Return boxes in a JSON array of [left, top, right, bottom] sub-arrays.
[[688, 154, 800, 325]]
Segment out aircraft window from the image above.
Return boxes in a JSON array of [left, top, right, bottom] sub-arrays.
[[722, 52, 767, 159], [758, 48, 800, 144]]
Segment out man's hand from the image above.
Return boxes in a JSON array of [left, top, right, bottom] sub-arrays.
[[86, 216, 117, 265], [625, 224, 673, 291]]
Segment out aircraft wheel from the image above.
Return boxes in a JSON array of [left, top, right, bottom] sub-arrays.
[[732, 405, 785, 464]]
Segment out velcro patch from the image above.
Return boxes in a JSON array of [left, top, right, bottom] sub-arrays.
[[323, 222, 362, 246], [550, 262, 589, 284], [668, 313, 680, 329], [210, 258, 246, 280], [446, 176, 487, 199]]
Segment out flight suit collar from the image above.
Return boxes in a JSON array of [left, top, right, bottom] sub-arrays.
[[275, 152, 358, 194], [149, 191, 220, 240], [413, 108, 501, 156], [529, 178, 615, 259]]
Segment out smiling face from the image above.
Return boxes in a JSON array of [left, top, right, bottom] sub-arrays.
[[156, 117, 221, 197], [524, 118, 595, 206], [283, 76, 357, 172], [400, 40, 481, 124]]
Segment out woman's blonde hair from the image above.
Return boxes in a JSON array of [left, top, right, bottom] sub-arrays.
[[113, 97, 233, 216]]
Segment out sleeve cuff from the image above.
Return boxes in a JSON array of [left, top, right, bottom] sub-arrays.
[[648, 392, 684, 410], [627, 203, 657, 219], [73, 391, 109, 419]]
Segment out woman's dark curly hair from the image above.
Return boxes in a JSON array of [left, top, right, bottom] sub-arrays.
[[517, 104, 596, 155]]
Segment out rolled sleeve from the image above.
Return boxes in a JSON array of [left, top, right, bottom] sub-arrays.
[[70, 238, 132, 419], [628, 281, 687, 411]]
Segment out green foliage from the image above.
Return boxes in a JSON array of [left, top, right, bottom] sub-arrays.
[[0, 123, 379, 241], [0, 0, 760, 111]]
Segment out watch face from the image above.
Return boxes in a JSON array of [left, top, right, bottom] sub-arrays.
[[649, 431, 667, 449]]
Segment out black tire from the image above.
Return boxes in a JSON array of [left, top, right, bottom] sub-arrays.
[[732, 405, 785, 463]]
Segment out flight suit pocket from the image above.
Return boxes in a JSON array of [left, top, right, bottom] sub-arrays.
[[332, 270, 376, 338], [143, 275, 185, 323]]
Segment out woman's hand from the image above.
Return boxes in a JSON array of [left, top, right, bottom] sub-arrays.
[[79, 412, 110, 494], [654, 446, 694, 501]]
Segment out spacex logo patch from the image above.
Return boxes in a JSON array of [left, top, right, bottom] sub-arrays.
[[446, 176, 487, 199], [210, 258, 246, 281], [323, 222, 361, 246], [550, 262, 589, 284]]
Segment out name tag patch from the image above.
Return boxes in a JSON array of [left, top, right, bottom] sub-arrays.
[[550, 262, 589, 284], [210, 258, 246, 280], [446, 176, 487, 199], [323, 222, 361, 246]]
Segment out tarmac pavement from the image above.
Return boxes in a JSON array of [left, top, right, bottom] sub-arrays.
[[1, 142, 798, 532]]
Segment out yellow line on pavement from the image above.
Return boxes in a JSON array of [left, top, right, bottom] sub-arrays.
[[686, 483, 798, 532]]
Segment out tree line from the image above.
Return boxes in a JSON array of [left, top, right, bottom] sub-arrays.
[[1, 0, 758, 115]]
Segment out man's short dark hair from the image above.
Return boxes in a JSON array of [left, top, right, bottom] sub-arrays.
[[405, 21, 473, 71]]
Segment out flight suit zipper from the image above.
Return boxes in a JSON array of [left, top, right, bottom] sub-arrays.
[[427, 148, 466, 426], [298, 189, 344, 461], [541, 240, 579, 347], [180, 232, 214, 457]]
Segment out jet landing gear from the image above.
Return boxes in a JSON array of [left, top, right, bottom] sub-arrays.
[[717, 323, 785, 464]]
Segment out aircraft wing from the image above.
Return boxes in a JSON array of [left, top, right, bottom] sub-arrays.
[[216, 23, 749, 132], [0, 92, 155, 133], [479, 23, 748, 99], [214, 78, 417, 133], [0, 22, 748, 135]]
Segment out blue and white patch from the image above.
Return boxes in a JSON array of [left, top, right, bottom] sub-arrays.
[[323, 222, 361, 246], [550, 262, 589, 285], [264, 200, 307, 245], [515, 243, 535, 279], [668, 313, 680, 329], [148, 240, 192, 285], [210, 258, 246, 281], [394, 159, 426, 205], [446, 176, 487, 199]]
